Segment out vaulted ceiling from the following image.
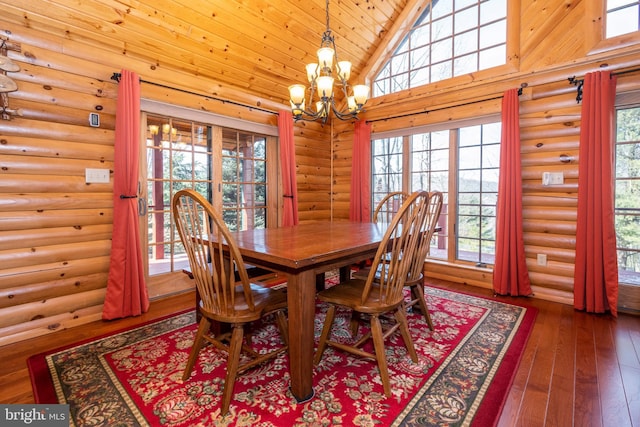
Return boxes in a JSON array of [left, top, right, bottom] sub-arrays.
[[3, 0, 423, 108]]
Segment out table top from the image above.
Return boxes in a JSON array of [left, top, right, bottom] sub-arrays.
[[229, 221, 385, 271]]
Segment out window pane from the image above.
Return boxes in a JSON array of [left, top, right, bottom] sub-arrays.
[[411, 25, 431, 47], [606, 4, 640, 38], [454, 52, 478, 76], [483, 144, 501, 168], [480, 45, 507, 69], [391, 52, 409, 74], [481, 0, 507, 24], [432, 16, 453, 41], [432, 38, 453, 63], [431, 60, 453, 82], [456, 0, 477, 11], [392, 73, 410, 92], [432, 130, 450, 149], [455, 6, 478, 34], [411, 46, 430, 68], [455, 30, 478, 56], [410, 68, 430, 87], [432, 0, 453, 19], [194, 151, 209, 181], [459, 125, 481, 146], [254, 160, 266, 182], [459, 146, 481, 169]]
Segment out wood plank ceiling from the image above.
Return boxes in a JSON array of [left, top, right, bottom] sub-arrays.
[[3, 0, 409, 107]]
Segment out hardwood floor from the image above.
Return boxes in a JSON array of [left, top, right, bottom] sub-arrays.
[[1, 280, 638, 426]]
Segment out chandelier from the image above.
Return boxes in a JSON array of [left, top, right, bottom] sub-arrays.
[[288, 0, 370, 123]]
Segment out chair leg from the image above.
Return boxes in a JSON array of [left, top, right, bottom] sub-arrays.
[[349, 311, 359, 336], [275, 310, 289, 346], [221, 324, 244, 415], [370, 315, 391, 397], [314, 305, 336, 365], [411, 282, 434, 330], [394, 308, 418, 362], [182, 317, 211, 381]]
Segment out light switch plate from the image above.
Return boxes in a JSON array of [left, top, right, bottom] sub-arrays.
[[85, 168, 110, 183], [537, 253, 547, 266], [542, 172, 564, 186]]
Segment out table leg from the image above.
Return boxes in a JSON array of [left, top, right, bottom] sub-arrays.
[[286, 269, 316, 402], [315, 273, 326, 291], [339, 265, 351, 282]]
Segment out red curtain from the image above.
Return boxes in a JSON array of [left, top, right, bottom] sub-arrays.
[[350, 120, 372, 222], [493, 89, 533, 296], [278, 110, 299, 226], [574, 71, 618, 316], [103, 70, 149, 320]]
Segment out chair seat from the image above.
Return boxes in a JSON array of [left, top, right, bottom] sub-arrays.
[[317, 279, 404, 314], [200, 283, 287, 324]]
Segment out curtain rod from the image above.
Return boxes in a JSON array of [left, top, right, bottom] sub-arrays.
[[365, 87, 523, 124], [110, 72, 279, 116], [568, 66, 640, 103]]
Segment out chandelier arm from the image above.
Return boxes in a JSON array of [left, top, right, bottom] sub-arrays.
[[330, 98, 359, 120]]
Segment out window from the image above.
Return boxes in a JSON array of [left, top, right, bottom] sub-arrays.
[[411, 131, 450, 259], [373, 0, 507, 96], [371, 120, 500, 266], [144, 115, 273, 276], [606, 0, 640, 38], [457, 123, 501, 265], [221, 129, 267, 231], [372, 137, 404, 203], [614, 105, 640, 285]]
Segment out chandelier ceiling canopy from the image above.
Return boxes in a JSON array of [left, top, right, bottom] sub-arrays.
[[288, 0, 370, 124]]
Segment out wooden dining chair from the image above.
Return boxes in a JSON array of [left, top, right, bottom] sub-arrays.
[[372, 191, 410, 223], [403, 191, 443, 329], [352, 191, 410, 279], [172, 189, 289, 415], [314, 191, 431, 397]]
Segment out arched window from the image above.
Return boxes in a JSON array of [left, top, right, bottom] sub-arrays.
[[373, 0, 508, 96]]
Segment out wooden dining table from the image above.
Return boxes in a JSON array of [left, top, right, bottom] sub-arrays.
[[228, 220, 386, 402]]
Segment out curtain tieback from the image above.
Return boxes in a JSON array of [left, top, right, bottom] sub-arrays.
[[283, 194, 294, 199], [120, 194, 138, 199]]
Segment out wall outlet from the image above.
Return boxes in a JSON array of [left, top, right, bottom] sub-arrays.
[[89, 112, 100, 127], [537, 253, 547, 266]]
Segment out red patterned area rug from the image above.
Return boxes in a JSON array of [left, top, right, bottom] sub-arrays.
[[28, 286, 536, 427]]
